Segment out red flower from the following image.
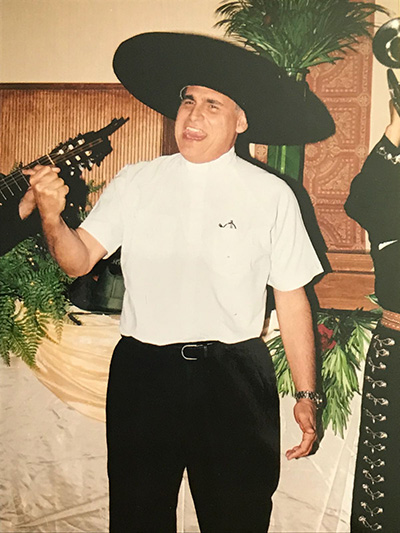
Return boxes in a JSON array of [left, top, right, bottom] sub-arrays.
[[318, 323, 337, 351]]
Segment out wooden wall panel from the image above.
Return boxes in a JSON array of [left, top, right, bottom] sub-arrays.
[[305, 39, 375, 309], [304, 38, 372, 253], [0, 84, 163, 205], [314, 252, 376, 310]]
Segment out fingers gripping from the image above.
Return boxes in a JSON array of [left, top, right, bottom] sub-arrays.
[[24, 165, 68, 220]]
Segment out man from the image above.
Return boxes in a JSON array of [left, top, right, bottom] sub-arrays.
[[25, 33, 334, 532], [345, 102, 400, 533]]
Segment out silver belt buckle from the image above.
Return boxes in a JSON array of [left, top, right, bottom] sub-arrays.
[[181, 343, 202, 361]]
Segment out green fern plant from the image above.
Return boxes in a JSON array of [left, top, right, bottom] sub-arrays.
[[0, 236, 73, 367], [215, 0, 389, 70]]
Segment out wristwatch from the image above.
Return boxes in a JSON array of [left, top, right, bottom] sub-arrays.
[[295, 390, 323, 407]]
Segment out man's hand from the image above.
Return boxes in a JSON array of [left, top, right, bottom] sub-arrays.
[[285, 398, 317, 460], [23, 165, 68, 224], [19, 188, 37, 220]]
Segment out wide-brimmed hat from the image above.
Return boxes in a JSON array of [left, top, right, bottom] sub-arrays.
[[113, 32, 335, 145]]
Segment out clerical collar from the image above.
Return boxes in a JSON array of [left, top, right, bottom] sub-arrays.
[[180, 147, 236, 173]]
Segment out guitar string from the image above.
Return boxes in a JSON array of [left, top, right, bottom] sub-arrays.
[[0, 155, 53, 199], [0, 137, 104, 197]]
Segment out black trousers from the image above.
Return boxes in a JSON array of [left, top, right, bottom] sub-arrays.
[[106, 336, 280, 533]]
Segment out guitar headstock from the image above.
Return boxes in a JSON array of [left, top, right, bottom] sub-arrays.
[[50, 132, 111, 171], [49, 117, 129, 172]]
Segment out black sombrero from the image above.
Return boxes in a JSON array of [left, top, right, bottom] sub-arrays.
[[113, 32, 335, 146]]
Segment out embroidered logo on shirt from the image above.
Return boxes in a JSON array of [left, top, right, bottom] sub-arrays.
[[218, 220, 237, 229]]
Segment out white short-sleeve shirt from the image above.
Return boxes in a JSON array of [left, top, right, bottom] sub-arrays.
[[81, 148, 323, 345]]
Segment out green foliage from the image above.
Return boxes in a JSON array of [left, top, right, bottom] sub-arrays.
[[79, 179, 105, 221], [318, 308, 380, 436], [215, 0, 389, 69], [267, 307, 381, 437], [0, 236, 73, 367]]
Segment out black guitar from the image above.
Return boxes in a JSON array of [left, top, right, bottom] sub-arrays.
[[0, 117, 129, 225]]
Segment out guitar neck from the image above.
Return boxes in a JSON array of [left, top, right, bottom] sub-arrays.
[[0, 135, 102, 203]]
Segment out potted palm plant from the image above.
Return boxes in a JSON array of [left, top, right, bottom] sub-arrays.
[[215, 0, 389, 180]]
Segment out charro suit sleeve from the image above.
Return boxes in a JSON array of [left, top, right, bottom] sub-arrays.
[[344, 135, 400, 243]]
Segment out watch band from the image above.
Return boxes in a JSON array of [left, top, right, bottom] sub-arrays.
[[295, 390, 323, 406]]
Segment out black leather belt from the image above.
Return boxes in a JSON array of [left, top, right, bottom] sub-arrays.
[[121, 336, 262, 361], [122, 336, 220, 360]]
